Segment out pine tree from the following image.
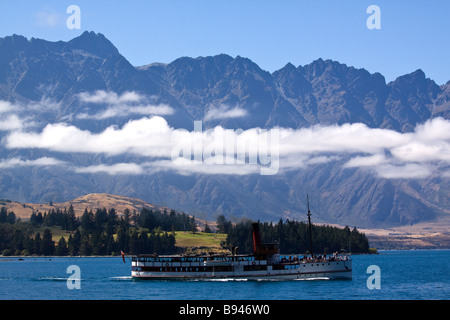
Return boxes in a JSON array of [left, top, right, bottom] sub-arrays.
[[6, 211, 16, 224], [190, 216, 197, 234], [106, 208, 118, 235], [116, 220, 129, 253], [216, 215, 231, 234], [105, 234, 116, 255], [80, 208, 95, 233], [68, 229, 82, 255], [12, 229, 25, 254], [56, 237, 68, 256], [79, 237, 92, 256], [66, 204, 78, 231], [34, 233, 42, 255], [0, 207, 7, 223], [128, 230, 140, 255], [41, 229, 55, 255]]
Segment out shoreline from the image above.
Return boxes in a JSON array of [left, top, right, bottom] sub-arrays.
[[3, 247, 450, 260]]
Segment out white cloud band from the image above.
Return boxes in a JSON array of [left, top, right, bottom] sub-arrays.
[[0, 157, 66, 169], [75, 90, 174, 119], [4, 115, 450, 178]]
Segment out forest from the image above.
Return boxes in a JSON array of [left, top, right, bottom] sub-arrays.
[[0, 206, 370, 256], [0, 206, 189, 256], [218, 216, 369, 254]]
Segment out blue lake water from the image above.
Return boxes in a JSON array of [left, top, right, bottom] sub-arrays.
[[0, 250, 448, 300]]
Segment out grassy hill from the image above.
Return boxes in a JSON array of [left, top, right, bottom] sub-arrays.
[[1, 193, 224, 254], [2, 193, 216, 232], [2, 193, 167, 219], [174, 231, 227, 254]]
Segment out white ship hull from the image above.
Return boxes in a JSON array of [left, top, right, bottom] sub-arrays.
[[131, 256, 352, 280]]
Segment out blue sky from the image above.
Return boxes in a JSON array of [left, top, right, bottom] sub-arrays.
[[0, 0, 449, 84]]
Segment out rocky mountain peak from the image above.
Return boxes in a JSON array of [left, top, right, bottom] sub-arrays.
[[67, 31, 119, 58]]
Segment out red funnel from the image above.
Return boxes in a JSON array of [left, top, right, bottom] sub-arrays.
[[251, 223, 261, 253]]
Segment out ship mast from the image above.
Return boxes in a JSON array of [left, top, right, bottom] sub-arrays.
[[307, 195, 313, 256], [286, 194, 314, 255]]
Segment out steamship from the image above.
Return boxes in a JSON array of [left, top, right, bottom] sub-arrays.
[[129, 199, 352, 280]]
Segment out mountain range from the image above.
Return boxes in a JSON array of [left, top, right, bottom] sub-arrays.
[[0, 31, 449, 228]]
